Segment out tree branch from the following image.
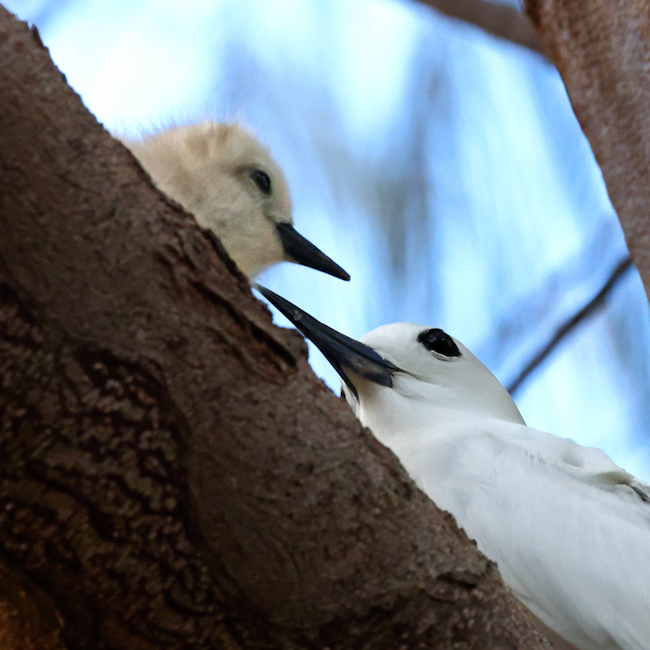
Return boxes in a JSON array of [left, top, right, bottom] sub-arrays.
[[417, 0, 547, 59], [525, 0, 650, 302], [508, 256, 633, 395], [0, 6, 547, 649]]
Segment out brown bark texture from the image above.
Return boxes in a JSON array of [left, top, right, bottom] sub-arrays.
[[0, 7, 549, 650], [525, 0, 650, 296]]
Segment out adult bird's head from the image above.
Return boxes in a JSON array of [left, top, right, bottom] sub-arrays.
[[123, 121, 350, 280], [256, 285, 524, 442]]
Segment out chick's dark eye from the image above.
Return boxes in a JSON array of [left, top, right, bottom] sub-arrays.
[[417, 328, 461, 358], [251, 169, 271, 195]]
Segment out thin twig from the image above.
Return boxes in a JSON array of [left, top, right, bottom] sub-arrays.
[[417, 0, 548, 60], [507, 256, 634, 395]]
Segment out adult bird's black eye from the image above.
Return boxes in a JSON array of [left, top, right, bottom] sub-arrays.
[[417, 328, 461, 358], [251, 169, 271, 195]]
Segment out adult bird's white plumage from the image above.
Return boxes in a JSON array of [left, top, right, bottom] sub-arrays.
[[257, 285, 650, 650], [122, 121, 349, 280]]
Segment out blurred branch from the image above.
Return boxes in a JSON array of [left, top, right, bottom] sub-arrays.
[[417, 0, 548, 59], [508, 256, 633, 395]]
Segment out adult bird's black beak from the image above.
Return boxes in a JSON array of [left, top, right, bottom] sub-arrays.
[[275, 222, 350, 281], [254, 284, 397, 399]]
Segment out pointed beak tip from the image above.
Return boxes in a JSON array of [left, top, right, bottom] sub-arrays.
[[275, 222, 350, 281], [254, 284, 303, 322], [254, 284, 396, 392], [253, 283, 279, 305]]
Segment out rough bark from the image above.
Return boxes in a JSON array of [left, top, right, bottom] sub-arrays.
[[0, 8, 549, 650], [526, 0, 650, 297], [418, 0, 547, 59]]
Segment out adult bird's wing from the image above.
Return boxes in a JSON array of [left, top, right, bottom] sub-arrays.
[[383, 421, 650, 650]]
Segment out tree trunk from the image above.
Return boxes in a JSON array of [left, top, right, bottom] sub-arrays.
[[0, 7, 547, 650], [526, 0, 650, 296]]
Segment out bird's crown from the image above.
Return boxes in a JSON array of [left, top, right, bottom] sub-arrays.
[[357, 323, 525, 425]]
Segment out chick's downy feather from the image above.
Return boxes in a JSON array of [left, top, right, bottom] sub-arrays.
[[123, 122, 291, 277]]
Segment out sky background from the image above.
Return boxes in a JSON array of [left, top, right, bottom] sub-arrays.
[[7, 0, 650, 479]]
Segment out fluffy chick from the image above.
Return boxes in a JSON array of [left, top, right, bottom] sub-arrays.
[[123, 122, 349, 279]]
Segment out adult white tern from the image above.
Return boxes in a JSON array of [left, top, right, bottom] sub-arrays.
[[256, 284, 650, 650]]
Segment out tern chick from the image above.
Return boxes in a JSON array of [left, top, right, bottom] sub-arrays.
[[123, 122, 349, 280], [257, 284, 650, 650]]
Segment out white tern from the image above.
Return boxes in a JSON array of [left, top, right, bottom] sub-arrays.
[[257, 284, 650, 650], [122, 122, 349, 280]]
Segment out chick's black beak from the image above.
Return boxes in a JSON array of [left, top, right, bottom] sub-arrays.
[[275, 222, 350, 281], [255, 284, 397, 399]]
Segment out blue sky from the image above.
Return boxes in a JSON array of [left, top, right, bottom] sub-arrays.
[[8, 0, 650, 479]]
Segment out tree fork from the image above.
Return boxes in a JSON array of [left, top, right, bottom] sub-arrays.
[[0, 7, 547, 649]]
